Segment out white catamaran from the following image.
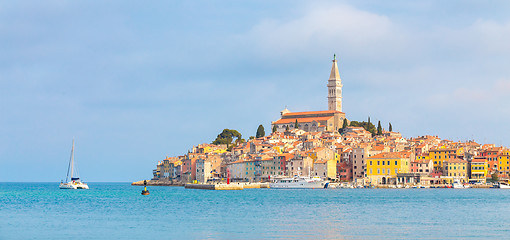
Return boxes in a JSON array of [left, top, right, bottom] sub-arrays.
[[59, 139, 89, 189]]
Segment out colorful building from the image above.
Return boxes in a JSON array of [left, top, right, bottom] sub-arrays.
[[498, 152, 510, 179], [366, 152, 410, 184], [470, 157, 488, 183], [444, 158, 468, 182], [429, 148, 464, 171]]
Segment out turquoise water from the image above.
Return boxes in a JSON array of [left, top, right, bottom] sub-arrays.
[[1, 183, 510, 239]]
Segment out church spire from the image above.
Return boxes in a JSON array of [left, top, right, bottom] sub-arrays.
[[327, 54, 343, 112], [329, 54, 341, 81]]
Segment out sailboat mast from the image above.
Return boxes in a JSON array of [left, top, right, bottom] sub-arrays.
[[65, 139, 74, 182], [70, 139, 75, 180]]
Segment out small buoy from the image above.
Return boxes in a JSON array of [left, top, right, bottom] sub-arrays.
[[141, 180, 150, 195]]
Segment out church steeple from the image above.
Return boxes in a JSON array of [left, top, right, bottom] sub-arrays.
[[329, 54, 341, 81], [327, 54, 343, 112]]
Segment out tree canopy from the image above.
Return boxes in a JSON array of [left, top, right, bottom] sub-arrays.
[[350, 120, 376, 136], [256, 124, 265, 138], [212, 129, 243, 147], [342, 118, 348, 129], [389, 122, 393, 132], [377, 121, 382, 135]]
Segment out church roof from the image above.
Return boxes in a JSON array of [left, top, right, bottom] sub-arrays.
[[283, 110, 343, 116], [273, 116, 334, 124]]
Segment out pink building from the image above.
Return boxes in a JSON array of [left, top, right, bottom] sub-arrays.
[[410, 159, 434, 175]]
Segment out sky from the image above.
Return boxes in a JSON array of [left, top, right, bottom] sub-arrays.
[[1, 1, 510, 182]]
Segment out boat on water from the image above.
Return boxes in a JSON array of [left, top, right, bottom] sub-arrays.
[[270, 176, 328, 189], [497, 182, 510, 189], [452, 179, 469, 189], [59, 139, 89, 189]]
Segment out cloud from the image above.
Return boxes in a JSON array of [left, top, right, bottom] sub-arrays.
[[470, 19, 510, 54], [428, 78, 510, 108], [242, 3, 404, 61]]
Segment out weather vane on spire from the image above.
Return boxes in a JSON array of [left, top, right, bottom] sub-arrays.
[[333, 54, 336, 61]]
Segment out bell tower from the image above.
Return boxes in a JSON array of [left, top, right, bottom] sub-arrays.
[[327, 54, 343, 112]]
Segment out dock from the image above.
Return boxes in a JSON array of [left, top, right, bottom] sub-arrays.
[[131, 180, 184, 186]]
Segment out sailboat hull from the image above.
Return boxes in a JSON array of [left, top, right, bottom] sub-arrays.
[[59, 182, 89, 189]]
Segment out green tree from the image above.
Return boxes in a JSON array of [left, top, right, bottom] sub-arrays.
[[272, 125, 277, 133], [256, 124, 265, 138], [491, 172, 499, 182], [349, 120, 376, 136], [212, 129, 243, 147], [295, 119, 299, 129], [389, 122, 393, 132], [342, 118, 348, 129], [285, 125, 290, 131], [349, 120, 360, 127], [377, 121, 382, 135]]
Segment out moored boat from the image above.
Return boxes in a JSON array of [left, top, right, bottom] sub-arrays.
[[270, 176, 328, 189], [452, 179, 469, 189], [59, 139, 89, 190]]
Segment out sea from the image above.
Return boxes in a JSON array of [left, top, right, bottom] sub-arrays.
[[1, 183, 510, 240]]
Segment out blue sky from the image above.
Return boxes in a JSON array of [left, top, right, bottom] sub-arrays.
[[1, 1, 510, 182]]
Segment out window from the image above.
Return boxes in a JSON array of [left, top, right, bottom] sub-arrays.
[[382, 161, 385, 166], [395, 161, 398, 165], [370, 161, 372, 166]]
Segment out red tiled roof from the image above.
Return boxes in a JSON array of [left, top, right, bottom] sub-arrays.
[[315, 159, 329, 164], [369, 152, 409, 159], [472, 158, 487, 162], [283, 110, 343, 116], [273, 116, 334, 124], [445, 158, 467, 163]]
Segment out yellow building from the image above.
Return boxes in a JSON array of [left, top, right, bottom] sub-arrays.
[[498, 152, 510, 179], [335, 153, 341, 162], [444, 158, 468, 182], [416, 153, 430, 161], [429, 147, 464, 170], [470, 158, 488, 183], [367, 152, 410, 184]]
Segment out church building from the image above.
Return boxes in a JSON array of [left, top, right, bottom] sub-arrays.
[[272, 55, 347, 133]]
